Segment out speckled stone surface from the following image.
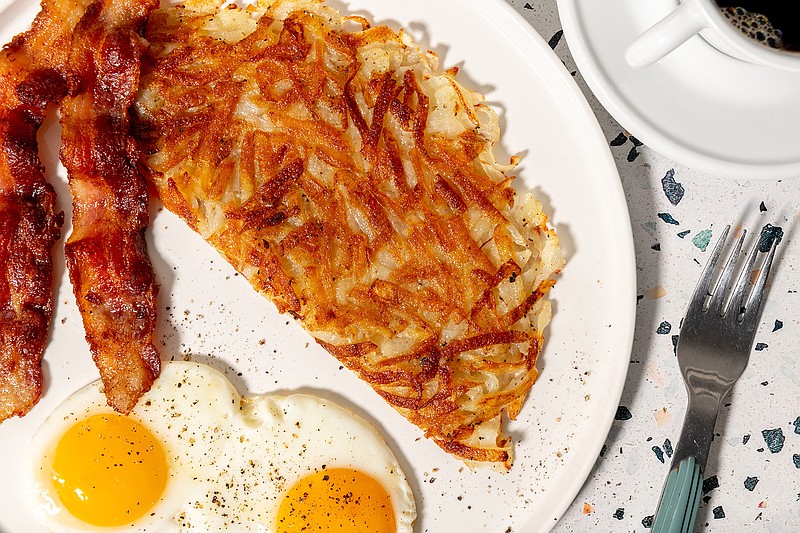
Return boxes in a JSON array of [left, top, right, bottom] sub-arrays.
[[504, 0, 800, 531]]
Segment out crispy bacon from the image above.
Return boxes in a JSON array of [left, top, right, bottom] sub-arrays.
[[0, 0, 95, 421], [59, 0, 160, 413]]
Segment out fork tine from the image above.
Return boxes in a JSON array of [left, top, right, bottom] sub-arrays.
[[709, 228, 746, 315], [742, 236, 778, 321], [687, 225, 730, 315], [724, 230, 760, 319]]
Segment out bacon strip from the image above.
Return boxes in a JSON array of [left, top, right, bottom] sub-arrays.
[[0, 0, 95, 421], [59, 0, 160, 413]]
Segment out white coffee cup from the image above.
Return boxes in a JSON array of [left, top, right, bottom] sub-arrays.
[[625, 0, 800, 72]]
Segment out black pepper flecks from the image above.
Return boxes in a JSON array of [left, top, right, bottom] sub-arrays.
[[661, 169, 685, 205], [702, 475, 719, 494], [657, 213, 679, 225], [744, 476, 759, 491], [656, 321, 672, 334], [758, 224, 784, 252], [615, 406, 632, 421], [762, 428, 785, 453]]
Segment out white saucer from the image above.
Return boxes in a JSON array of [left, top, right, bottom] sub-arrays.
[[558, 0, 800, 179]]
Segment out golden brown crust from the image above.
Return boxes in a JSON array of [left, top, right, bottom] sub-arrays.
[[60, 0, 160, 414], [135, 0, 563, 467]]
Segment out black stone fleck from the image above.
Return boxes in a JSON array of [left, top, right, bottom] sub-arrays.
[[627, 146, 639, 162], [657, 213, 679, 225], [678, 230, 691, 238], [759, 201, 767, 212], [548, 30, 563, 49], [744, 476, 759, 491], [794, 454, 800, 468], [671, 335, 679, 355], [642, 515, 654, 528], [743, 434, 751, 445], [702, 475, 719, 494], [656, 321, 672, 334], [664, 439, 673, 458], [762, 428, 785, 453], [615, 406, 633, 420], [661, 169, 685, 205], [610, 132, 627, 146], [758, 224, 784, 252], [651, 243, 661, 251], [629, 135, 643, 147], [755, 342, 768, 351], [652, 446, 664, 463], [774, 319, 784, 332], [524, 2, 533, 9], [712, 506, 725, 519], [793, 416, 800, 435], [613, 508, 624, 520]]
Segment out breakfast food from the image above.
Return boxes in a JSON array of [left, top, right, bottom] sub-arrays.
[[0, 0, 92, 421], [59, 0, 161, 414], [0, 0, 160, 421], [28, 361, 416, 531], [134, 0, 564, 468]]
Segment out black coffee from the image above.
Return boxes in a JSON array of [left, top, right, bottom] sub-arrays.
[[714, 1, 800, 52]]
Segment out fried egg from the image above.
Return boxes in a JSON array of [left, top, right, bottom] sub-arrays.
[[27, 361, 416, 532]]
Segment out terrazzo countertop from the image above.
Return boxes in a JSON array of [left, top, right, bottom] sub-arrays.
[[505, 0, 800, 531]]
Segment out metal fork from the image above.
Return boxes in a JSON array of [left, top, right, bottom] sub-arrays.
[[651, 224, 779, 533]]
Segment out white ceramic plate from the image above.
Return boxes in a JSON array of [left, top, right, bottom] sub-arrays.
[[558, 0, 800, 180], [0, 1, 635, 531]]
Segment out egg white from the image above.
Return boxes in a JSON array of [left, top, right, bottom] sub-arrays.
[[27, 361, 416, 532]]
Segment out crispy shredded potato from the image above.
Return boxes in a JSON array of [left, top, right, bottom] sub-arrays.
[[134, 0, 564, 468]]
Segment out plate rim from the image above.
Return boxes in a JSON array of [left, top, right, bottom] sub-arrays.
[[557, 0, 800, 180], [480, 0, 637, 529]]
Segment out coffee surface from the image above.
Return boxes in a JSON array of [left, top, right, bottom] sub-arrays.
[[715, 1, 800, 51]]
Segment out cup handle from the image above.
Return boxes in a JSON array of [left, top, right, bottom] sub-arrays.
[[624, 0, 708, 69]]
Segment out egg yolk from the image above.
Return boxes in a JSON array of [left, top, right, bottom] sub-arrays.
[[49, 413, 167, 527], [276, 468, 396, 532]]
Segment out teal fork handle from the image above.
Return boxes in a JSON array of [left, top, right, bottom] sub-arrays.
[[651, 456, 703, 533]]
